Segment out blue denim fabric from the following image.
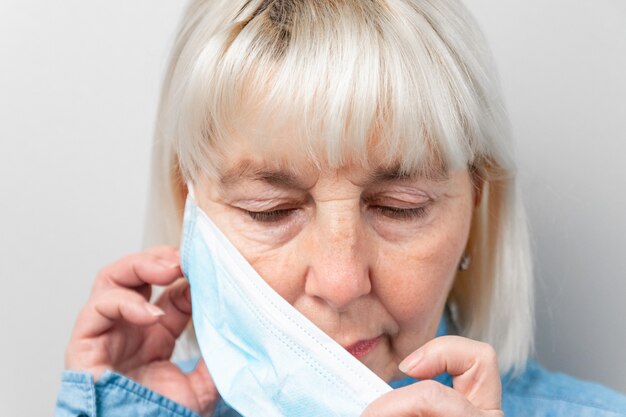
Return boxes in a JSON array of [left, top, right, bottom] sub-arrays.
[[56, 358, 626, 417], [56, 370, 200, 417], [56, 316, 626, 416]]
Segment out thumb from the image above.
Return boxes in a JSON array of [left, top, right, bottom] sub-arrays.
[[188, 358, 221, 415]]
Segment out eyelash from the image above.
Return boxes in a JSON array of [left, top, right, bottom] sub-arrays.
[[370, 205, 429, 220], [244, 205, 429, 223], [245, 208, 297, 223]]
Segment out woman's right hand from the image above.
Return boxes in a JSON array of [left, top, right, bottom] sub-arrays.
[[361, 336, 504, 417], [64, 246, 219, 415]]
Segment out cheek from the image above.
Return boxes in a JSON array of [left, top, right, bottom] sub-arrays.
[[376, 248, 454, 325], [198, 197, 306, 302], [245, 245, 304, 303], [223, 228, 305, 303], [375, 214, 470, 329]]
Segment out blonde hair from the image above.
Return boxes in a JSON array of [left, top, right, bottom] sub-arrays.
[[145, 0, 534, 375]]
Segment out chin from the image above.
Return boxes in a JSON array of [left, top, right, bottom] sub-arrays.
[[360, 346, 404, 382], [367, 360, 405, 383]]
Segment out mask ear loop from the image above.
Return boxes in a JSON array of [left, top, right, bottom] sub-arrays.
[[180, 181, 197, 277], [187, 182, 196, 200]]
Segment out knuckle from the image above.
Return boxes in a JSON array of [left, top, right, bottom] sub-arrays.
[[95, 254, 139, 285], [478, 342, 498, 364], [417, 379, 444, 398], [412, 380, 445, 412], [94, 265, 114, 286]]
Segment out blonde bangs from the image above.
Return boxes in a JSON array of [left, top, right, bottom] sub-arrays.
[[173, 0, 497, 182]]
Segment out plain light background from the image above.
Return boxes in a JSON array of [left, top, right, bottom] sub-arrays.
[[0, 0, 624, 415]]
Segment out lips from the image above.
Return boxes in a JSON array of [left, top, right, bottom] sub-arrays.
[[344, 336, 382, 359]]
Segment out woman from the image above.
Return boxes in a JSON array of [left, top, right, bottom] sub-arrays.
[[56, 0, 626, 416]]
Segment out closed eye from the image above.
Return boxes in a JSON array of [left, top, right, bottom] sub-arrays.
[[244, 208, 298, 223], [370, 205, 429, 220], [243, 204, 429, 223]]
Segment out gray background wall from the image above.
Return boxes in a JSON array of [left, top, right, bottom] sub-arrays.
[[0, 1, 624, 415]]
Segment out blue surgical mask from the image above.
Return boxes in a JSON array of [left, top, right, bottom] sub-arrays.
[[180, 187, 392, 417]]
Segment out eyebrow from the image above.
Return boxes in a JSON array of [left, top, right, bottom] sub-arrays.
[[219, 160, 449, 189], [363, 164, 450, 186], [219, 160, 308, 189], [367, 165, 414, 184]]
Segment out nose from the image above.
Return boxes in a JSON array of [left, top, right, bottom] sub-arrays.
[[304, 208, 372, 311]]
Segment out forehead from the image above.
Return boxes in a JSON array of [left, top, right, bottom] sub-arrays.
[[207, 115, 451, 185]]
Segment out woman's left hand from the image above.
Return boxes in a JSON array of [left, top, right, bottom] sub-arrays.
[[361, 336, 503, 417]]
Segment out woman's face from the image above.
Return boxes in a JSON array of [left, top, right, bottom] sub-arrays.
[[195, 145, 478, 382]]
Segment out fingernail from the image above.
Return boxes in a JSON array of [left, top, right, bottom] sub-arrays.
[[145, 304, 165, 316], [158, 258, 179, 269], [398, 350, 423, 373]]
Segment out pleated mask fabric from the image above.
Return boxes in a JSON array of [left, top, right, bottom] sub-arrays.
[[180, 187, 391, 417]]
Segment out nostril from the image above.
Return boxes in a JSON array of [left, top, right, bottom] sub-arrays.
[[304, 262, 372, 311]]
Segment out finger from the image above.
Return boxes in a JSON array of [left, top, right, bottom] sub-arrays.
[[153, 278, 193, 339], [92, 247, 181, 293], [362, 380, 495, 417], [398, 336, 501, 410], [187, 359, 220, 414], [74, 288, 165, 338]]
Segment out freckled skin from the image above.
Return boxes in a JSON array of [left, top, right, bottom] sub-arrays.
[[195, 160, 477, 383]]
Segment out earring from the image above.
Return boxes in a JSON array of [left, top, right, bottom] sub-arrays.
[[458, 254, 471, 271]]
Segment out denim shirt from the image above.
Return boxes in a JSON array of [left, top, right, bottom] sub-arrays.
[[56, 317, 626, 417]]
